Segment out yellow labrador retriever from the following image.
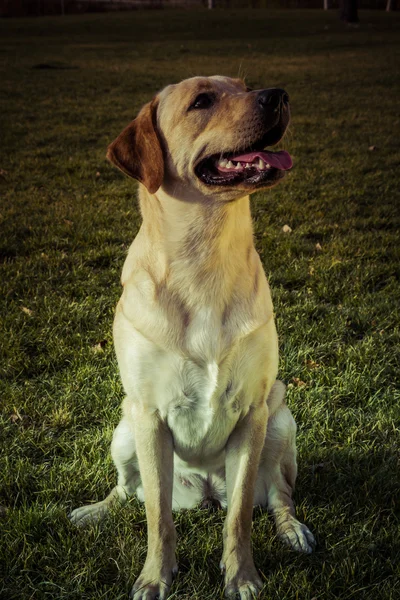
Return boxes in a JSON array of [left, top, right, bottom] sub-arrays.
[[70, 76, 315, 599]]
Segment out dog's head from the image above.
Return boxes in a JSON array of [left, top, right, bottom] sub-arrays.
[[107, 76, 292, 201]]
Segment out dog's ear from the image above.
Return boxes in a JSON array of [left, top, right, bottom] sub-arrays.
[[106, 99, 164, 194]]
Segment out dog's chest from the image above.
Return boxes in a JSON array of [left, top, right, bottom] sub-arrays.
[[184, 306, 227, 362], [160, 308, 239, 459], [165, 355, 242, 465], [116, 297, 272, 464]]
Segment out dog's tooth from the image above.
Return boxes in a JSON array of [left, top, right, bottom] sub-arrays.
[[218, 159, 228, 168], [258, 158, 266, 170], [266, 163, 270, 169], [245, 162, 251, 168], [226, 160, 234, 169], [235, 162, 242, 170]]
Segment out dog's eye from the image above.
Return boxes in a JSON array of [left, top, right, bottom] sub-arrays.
[[189, 93, 215, 111]]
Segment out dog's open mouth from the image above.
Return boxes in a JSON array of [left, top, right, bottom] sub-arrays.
[[195, 148, 292, 187]]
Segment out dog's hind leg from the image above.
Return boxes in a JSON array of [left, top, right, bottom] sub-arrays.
[[254, 381, 315, 553], [69, 415, 140, 526]]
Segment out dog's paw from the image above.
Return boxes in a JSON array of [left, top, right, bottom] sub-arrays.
[[277, 517, 315, 554], [221, 557, 263, 599], [224, 581, 262, 599], [130, 580, 170, 600], [68, 501, 109, 527], [129, 560, 178, 600]]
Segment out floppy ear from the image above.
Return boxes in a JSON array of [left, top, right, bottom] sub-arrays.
[[106, 99, 164, 194]]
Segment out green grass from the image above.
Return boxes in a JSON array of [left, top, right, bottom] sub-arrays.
[[1, 8, 400, 600]]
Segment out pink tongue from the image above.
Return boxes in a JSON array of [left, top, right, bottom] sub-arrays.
[[232, 150, 292, 170]]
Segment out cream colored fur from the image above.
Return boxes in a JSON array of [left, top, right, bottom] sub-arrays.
[[70, 76, 315, 600]]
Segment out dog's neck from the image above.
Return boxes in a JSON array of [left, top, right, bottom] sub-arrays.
[[137, 185, 257, 309]]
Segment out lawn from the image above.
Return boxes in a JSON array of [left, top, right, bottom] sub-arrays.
[[0, 8, 399, 600]]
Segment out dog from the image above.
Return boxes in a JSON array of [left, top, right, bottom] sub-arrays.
[[70, 75, 315, 599]]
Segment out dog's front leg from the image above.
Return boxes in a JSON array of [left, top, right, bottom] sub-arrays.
[[222, 402, 269, 599], [130, 407, 177, 600]]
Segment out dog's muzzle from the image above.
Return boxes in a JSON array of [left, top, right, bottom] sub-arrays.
[[195, 88, 292, 189]]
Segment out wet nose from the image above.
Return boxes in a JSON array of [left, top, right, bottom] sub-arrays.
[[257, 88, 289, 111]]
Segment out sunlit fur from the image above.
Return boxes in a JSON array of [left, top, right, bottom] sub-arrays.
[[70, 76, 314, 600]]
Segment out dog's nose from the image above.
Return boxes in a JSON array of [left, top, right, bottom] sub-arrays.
[[258, 88, 289, 111]]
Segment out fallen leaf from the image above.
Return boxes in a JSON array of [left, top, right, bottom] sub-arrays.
[[282, 224, 292, 233], [63, 219, 73, 226], [292, 377, 306, 387], [21, 306, 33, 316], [92, 339, 108, 353], [11, 412, 31, 428], [96, 171, 101, 177], [315, 242, 322, 251], [305, 359, 320, 369], [368, 145, 377, 151], [10, 413, 22, 424]]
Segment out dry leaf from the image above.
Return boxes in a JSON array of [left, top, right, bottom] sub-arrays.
[[315, 243, 322, 251], [10, 407, 23, 424], [92, 339, 107, 353], [282, 224, 292, 233], [63, 219, 73, 226], [306, 359, 320, 369], [21, 306, 33, 316], [368, 145, 377, 151], [292, 377, 306, 387], [96, 171, 101, 177]]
